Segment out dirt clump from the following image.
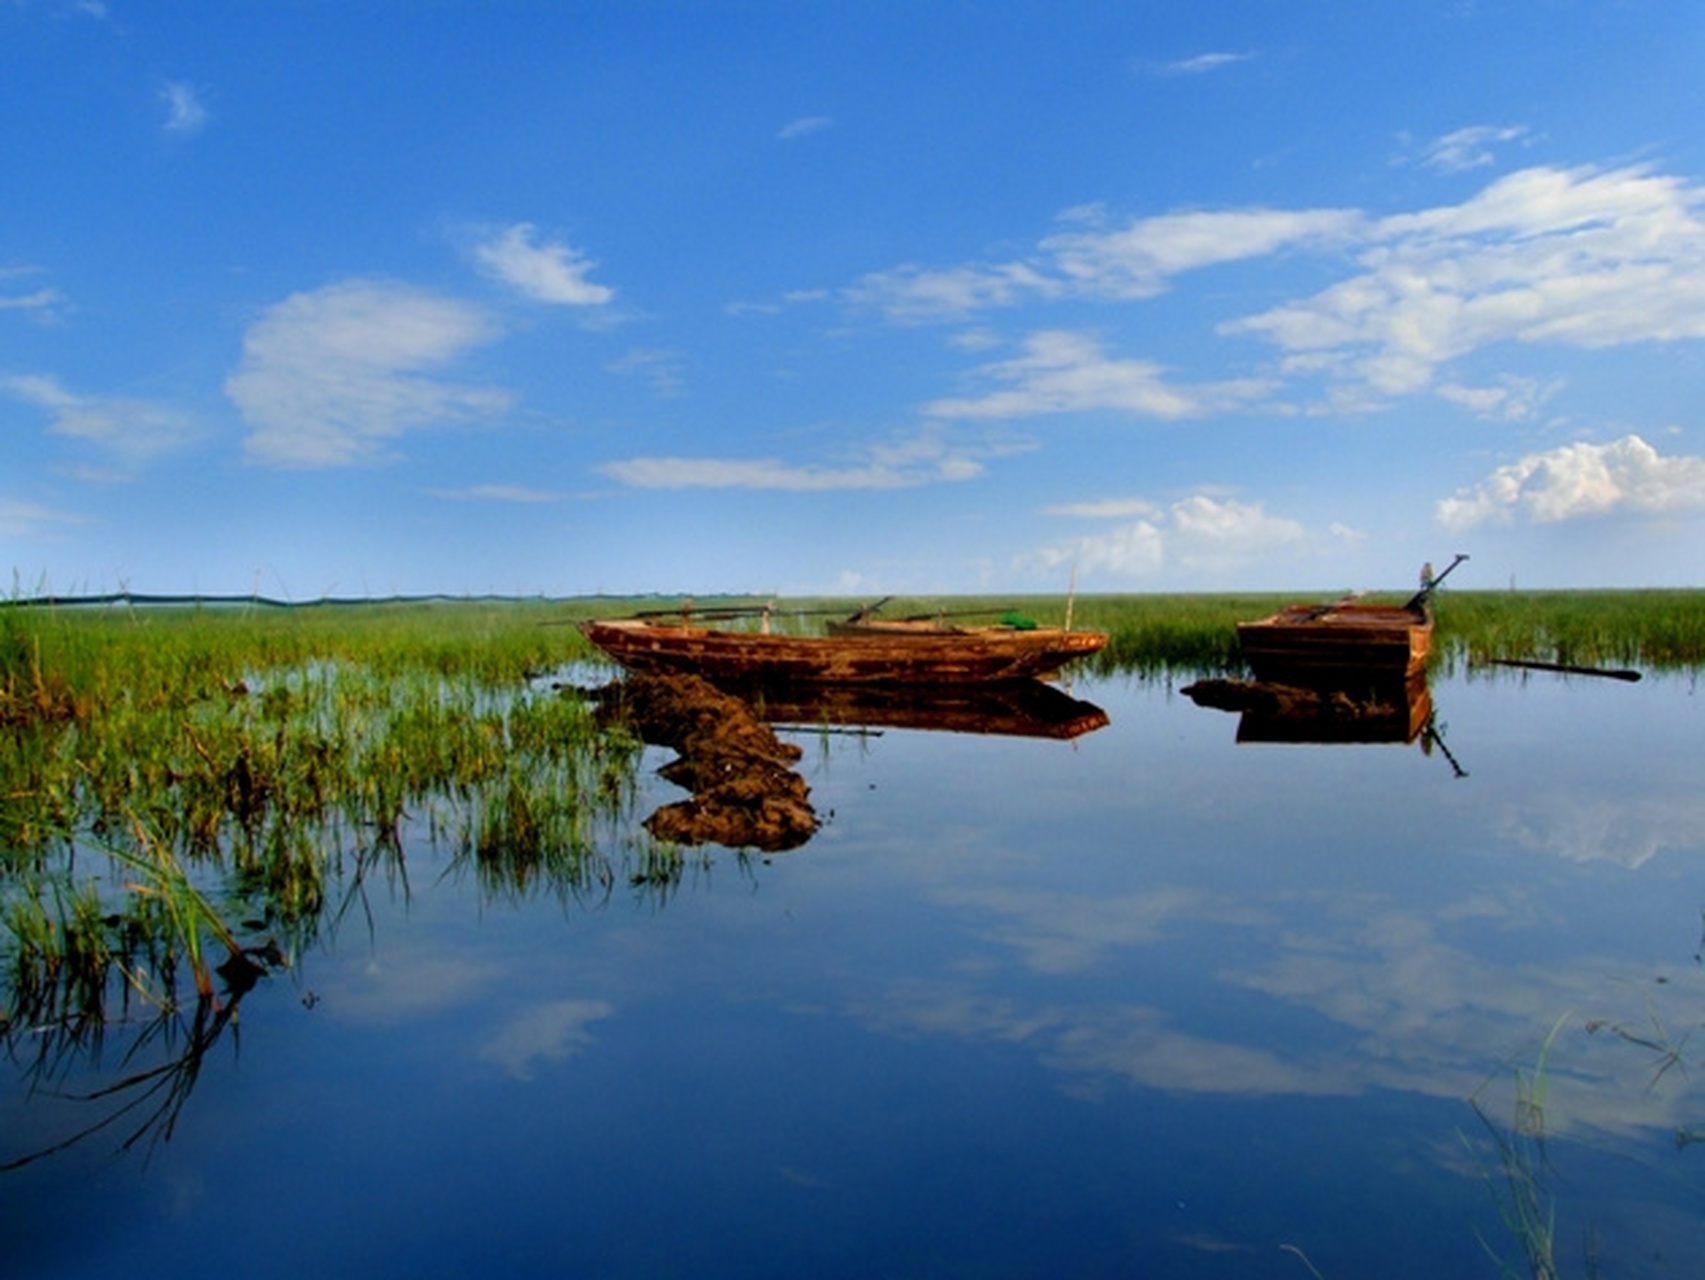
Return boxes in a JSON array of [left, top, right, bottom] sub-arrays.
[[595, 672, 819, 853]]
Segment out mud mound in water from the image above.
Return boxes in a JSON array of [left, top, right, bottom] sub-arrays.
[[595, 673, 819, 853]]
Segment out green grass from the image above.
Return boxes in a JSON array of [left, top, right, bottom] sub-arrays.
[[0, 597, 646, 1028]]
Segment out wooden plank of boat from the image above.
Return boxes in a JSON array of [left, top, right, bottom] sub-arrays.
[[1236, 602, 1433, 681], [578, 617, 1107, 685]]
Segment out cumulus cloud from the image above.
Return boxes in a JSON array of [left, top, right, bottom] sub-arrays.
[[3, 372, 200, 468], [474, 224, 614, 306], [225, 279, 511, 468], [1030, 492, 1314, 580], [926, 330, 1272, 421], [601, 430, 1017, 492], [1436, 434, 1705, 530]]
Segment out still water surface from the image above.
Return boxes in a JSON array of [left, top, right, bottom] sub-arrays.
[[5, 672, 1703, 1278]]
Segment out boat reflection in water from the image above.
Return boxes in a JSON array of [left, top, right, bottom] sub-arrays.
[[597, 674, 1109, 854], [1182, 672, 1435, 746], [744, 677, 1111, 742]]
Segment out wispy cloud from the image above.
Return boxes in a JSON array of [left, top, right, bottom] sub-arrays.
[[159, 81, 209, 134], [474, 223, 614, 306], [427, 484, 564, 504], [1225, 164, 1705, 398], [1434, 374, 1560, 422], [1437, 434, 1705, 530], [3, 372, 200, 469], [226, 279, 511, 468], [478, 999, 613, 1081], [849, 205, 1359, 321], [925, 331, 1272, 421], [778, 115, 833, 140], [1, 267, 68, 322], [601, 430, 1018, 491], [1414, 124, 1530, 173], [607, 347, 686, 397], [1150, 50, 1255, 76], [847, 162, 1705, 420], [0, 496, 80, 539]]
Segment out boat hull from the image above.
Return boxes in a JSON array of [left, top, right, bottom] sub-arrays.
[[1236, 604, 1432, 682], [579, 619, 1107, 685]]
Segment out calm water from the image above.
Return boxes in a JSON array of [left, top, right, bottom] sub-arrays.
[[5, 672, 1704, 1278]]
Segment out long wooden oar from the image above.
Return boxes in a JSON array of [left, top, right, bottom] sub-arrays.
[[1487, 658, 1642, 682]]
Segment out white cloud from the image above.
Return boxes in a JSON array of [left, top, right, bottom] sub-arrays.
[[225, 279, 511, 469], [848, 161, 1705, 412], [848, 206, 1356, 322], [778, 115, 833, 140], [845, 261, 1061, 323], [1030, 492, 1311, 581], [925, 330, 1272, 421], [3, 372, 200, 467], [0, 497, 79, 538], [427, 484, 563, 504], [601, 430, 1015, 491], [1415, 124, 1530, 174], [474, 224, 614, 306], [1436, 434, 1705, 530], [607, 347, 686, 396], [1042, 497, 1161, 520], [478, 999, 613, 1081], [1040, 207, 1362, 300], [0, 268, 65, 320], [1149, 51, 1255, 76], [159, 81, 209, 134], [1229, 164, 1705, 397], [1434, 374, 1559, 422]]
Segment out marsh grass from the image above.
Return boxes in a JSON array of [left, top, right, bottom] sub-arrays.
[[0, 598, 644, 1037], [5, 587, 1703, 1036]]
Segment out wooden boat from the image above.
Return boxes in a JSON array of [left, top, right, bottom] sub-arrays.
[[1236, 555, 1467, 683], [578, 616, 1107, 685], [1237, 601, 1433, 681]]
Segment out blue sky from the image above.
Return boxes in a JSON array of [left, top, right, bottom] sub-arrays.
[[6, 1, 1705, 599]]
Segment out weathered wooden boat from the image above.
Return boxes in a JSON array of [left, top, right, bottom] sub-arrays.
[[1236, 555, 1467, 683], [1237, 601, 1434, 681], [578, 616, 1107, 685]]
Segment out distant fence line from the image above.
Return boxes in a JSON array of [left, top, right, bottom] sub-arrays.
[[4, 591, 574, 610]]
